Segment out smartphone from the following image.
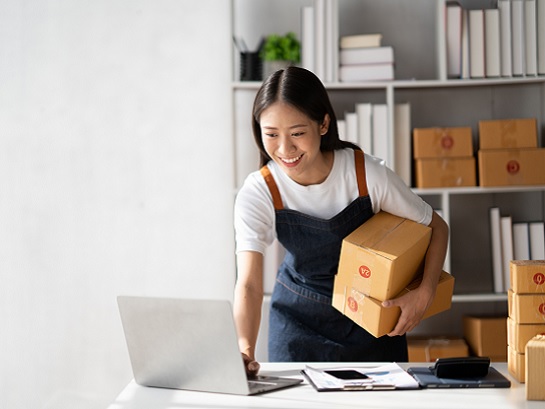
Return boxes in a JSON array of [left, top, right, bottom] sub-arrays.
[[324, 369, 369, 380]]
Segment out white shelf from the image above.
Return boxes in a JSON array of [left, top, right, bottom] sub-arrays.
[[452, 293, 508, 303]]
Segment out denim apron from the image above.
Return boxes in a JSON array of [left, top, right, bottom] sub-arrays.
[[261, 149, 408, 362]]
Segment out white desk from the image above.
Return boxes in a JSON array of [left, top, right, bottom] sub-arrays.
[[107, 363, 541, 409]]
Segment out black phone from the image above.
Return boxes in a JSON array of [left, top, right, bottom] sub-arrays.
[[324, 369, 369, 380]]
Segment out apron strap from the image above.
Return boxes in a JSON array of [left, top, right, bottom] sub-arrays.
[[260, 165, 284, 210], [354, 149, 369, 197]]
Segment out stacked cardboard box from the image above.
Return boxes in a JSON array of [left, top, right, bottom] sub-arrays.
[[526, 334, 545, 401], [413, 127, 476, 188], [507, 260, 545, 382], [332, 211, 455, 338], [407, 336, 469, 362], [478, 118, 545, 187], [463, 315, 507, 361]]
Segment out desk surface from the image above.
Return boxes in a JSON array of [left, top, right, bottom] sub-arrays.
[[107, 362, 541, 409]]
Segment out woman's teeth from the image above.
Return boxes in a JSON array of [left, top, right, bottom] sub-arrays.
[[282, 155, 301, 164]]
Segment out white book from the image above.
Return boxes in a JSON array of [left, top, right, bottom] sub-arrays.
[[340, 33, 382, 49], [529, 222, 545, 259], [337, 119, 346, 141], [330, 0, 339, 82], [485, 9, 501, 77], [501, 215, 514, 290], [338, 64, 394, 82], [344, 111, 359, 144], [446, 2, 463, 78], [325, 0, 337, 82], [372, 104, 388, 163], [469, 9, 486, 78], [490, 208, 504, 293], [525, 0, 538, 75], [538, 0, 545, 74], [512, 0, 526, 76], [499, 0, 513, 76], [461, 9, 471, 79], [394, 103, 411, 187], [339, 46, 394, 66], [513, 222, 530, 260], [356, 102, 373, 154], [301, 6, 315, 72], [314, 0, 326, 80]]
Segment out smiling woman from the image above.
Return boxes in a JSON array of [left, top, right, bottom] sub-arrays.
[[232, 66, 448, 376]]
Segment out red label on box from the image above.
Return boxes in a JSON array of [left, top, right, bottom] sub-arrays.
[[441, 134, 454, 150], [359, 265, 371, 278], [534, 273, 545, 286], [347, 297, 358, 312], [539, 303, 545, 316], [507, 160, 520, 174]]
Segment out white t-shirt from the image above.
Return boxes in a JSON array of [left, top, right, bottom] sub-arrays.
[[234, 149, 433, 254]]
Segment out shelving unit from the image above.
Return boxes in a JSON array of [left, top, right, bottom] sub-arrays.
[[231, 0, 545, 347]]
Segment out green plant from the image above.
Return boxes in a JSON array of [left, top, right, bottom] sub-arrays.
[[261, 32, 301, 63]]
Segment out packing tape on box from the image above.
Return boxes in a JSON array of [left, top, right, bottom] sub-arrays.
[[422, 338, 453, 362]]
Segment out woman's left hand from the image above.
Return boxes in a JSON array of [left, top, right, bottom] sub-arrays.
[[381, 284, 434, 337]]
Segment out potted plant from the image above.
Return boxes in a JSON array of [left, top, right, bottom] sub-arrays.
[[261, 32, 301, 78]]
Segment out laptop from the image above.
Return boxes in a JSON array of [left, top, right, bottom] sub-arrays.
[[117, 295, 302, 395], [407, 366, 511, 389]]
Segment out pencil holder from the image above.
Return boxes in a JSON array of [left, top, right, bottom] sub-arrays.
[[240, 52, 262, 81]]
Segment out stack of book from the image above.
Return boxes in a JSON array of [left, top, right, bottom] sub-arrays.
[[338, 33, 395, 82], [446, 0, 545, 79]]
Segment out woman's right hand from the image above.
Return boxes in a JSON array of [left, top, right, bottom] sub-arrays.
[[241, 353, 260, 378]]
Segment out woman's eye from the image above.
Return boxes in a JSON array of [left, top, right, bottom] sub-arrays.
[[264, 133, 277, 138], [292, 132, 304, 137]]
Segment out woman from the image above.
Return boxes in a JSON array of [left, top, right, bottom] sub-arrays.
[[233, 67, 448, 376]]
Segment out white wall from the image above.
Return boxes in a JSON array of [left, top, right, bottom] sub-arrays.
[[0, 1, 234, 408]]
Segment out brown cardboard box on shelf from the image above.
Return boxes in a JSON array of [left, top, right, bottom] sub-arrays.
[[510, 260, 545, 294], [478, 148, 545, 187], [413, 127, 474, 158], [508, 290, 545, 324], [507, 317, 545, 353], [415, 157, 476, 188], [332, 270, 454, 338], [525, 334, 545, 400], [334, 211, 431, 301], [407, 337, 469, 362], [462, 315, 508, 360], [508, 345, 526, 383], [479, 118, 538, 150]]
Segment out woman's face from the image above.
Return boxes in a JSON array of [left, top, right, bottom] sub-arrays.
[[259, 101, 331, 186]]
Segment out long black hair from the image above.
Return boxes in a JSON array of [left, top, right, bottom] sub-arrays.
[[252, 66, 360, 167]]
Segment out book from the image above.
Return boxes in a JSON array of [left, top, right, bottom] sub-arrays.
[[340, 33, 383, 49], [314, 0, 326, 80], [345, 111, 358, 144], [372, 104, 389, 162], [529, 222, 545, 259], [338, 64, 394, 82], [337, 119, 346, 142], [500, 215, 514, 290], [489, 207, 504, 293], [325, 0, 339, 82], [339, 46, 394, 66], [356, 102, 373, 154], [461, 9, 471, 79], [301, 6, 315, 72], [485, 8, 501, 77], [499, 0, 513, 76], [512, 0, 526, 76], [446, 2, 463, 78], [394, 103, 411, 186], [524, 0, 538, 75], [469, 9, 485, 78], [538, 0, 545, 74], [513, 222, 530, 260]]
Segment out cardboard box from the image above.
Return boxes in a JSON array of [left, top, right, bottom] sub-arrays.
[[478, 148, 545, 187], [413, 127, 473, 158], [508, 289, 545, 324], [479, 118, 537, 150], [415, 157, 476, 188], [510, 260, 545, 294], [462, 315, 507, 360], [332, 270, 455, 338], [335, 211, 432, 301], [508, 317, 545, 353], [508, 345, 526, 383], [408, 337, 469, 362], [526, 334, 545, 400]]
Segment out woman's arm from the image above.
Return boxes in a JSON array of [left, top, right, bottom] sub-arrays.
[[233, 250, 264, 376], [382, 210, 449, 336]]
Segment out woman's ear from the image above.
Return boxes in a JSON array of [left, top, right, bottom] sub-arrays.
[[320, 114, 330, 136]]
